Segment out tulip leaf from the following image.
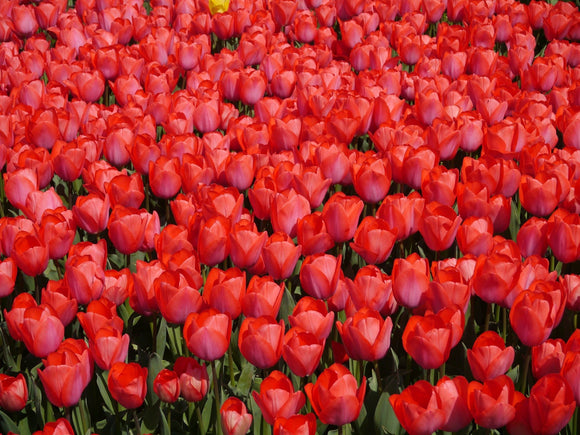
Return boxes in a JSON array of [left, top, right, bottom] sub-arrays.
[[96, 372, 116, 415], [509, 199, 520, 242], [374, 392, 401, 435], [200, 396, 213, 434], [232, 359, 255, 396], [279, 286, 296, 326], [159, 407, 171, 435], [147, 352, 164, 404], [0, 410, 20, 434], [156, 317, 168, 359]]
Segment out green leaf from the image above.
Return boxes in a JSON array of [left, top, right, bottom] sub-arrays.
[[0, 409, 20, 434], [147, 352, 164, 405], [156, 317, 168, 359], [232, 361, 255, 397], [374, 392, 401, 435], [96, 372, 115, 414], [200, 397, 213, 434], [278, 286, 296, 327]]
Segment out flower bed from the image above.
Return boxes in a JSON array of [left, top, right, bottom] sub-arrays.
[[0, 0, 580, 434]]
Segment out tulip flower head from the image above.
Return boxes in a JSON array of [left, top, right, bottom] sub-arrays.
[[209, 0, 230, 15]]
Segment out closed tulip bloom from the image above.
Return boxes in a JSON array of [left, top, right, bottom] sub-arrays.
[[252, 371, 305, 425], [149, 156, 182, 199], [198, 215, 231, 267], [510, 289, 556, 347], [129, 260, 165, 316], [532, 338, 566, 380], [239, 69, 267, 106], [350, 216, 398, 265], [560, 351, 580, 405], [468, 331, 515, 382], [37, 339, 93, 408], [221, 397, 252, 435], [39, 209, 76, 261], [153, 369, 180, 403], [547, 209, 580, 264], [390, 380, 446, 435], [350, 265, 397, 316], [352, 156, 392, 204], [470, 252, 521, 307], [21, 305, 65, 358], [73, 193, 110, 235], [419, 201, 462, 252], [436, 376, 472, 432], [203, 267, 245, 320], [527, 373, 576, 435], [89, 326, 130, 371], [262, 232, 302, 281], [288, 296, 334, 341], [337, 308, 393, 361], [4, 293, 37, 342], [0, 374, 28, 412], [76, 298, 124, 342], [468, 375, 517, 429], [296, 212, 335, 256], [108, 362, 147, 409], [242, 275, 284, 319], [108, 205, 147, 255], [64, 255, 105, 305], [0, 257, 17, 298], [273, 413, 316, 435], [457, 216, 494, 257], [322, 192, 364, 243], [183, 309, 232, 361], [377, 192, 425, 241], [155, 270, 202, 325], [11, 232, 49, 277], [271, 189, 311, 238], [106, 173, 145, 209], [519, 173, 560, 217], [299, 253, 342, 300], [238, 316, 284, 369], [282, 327, 324, 377], [305, 363, 366, 426], [392, 253, 430, 309], [402, 311, 454, 369], [174, 356, 209, 403]]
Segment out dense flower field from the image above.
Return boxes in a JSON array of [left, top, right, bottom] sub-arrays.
[[1, 0, 580, 433]]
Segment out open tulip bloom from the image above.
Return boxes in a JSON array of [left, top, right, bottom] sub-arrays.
[[1, 0, 580, 434]]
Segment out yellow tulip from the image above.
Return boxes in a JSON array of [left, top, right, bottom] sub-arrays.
[[208, 0, 230, 15]]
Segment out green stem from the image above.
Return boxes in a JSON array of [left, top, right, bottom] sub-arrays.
[[228, 346, 235, 387], [132, 409, 141, 435], [439, 362, 446, 381], [373, 360, 383, 392], [519, 348, 531, 394], [195, 403, 205, 435], [211, 360, 222, 435], [338, 425, 343, 435], [502, 307, 507, 343], [484, 303, 492, 332]]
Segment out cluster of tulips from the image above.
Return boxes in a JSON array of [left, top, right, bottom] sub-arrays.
[[1, 0, 580, 433]]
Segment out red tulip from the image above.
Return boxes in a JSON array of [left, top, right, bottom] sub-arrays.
[[390, 380, 446, 435], [0, 257, 17, 298], [242, 275, 284, 319], [202, 267, 245, 319], [77, 298, 124, 342], [288, 296, 334, 341], [37, 339, 93, 408], [271, 189, 311, 238], [532, 338, 566, 380], [174, 356, 209, 403], [337, 308, 393, 361], [296, 212, 335, 256], [321, 192, 364, 243], [154, 269, 202, 325], [0, 373, 28, 413], [239, 68, 267, 106], [436, 376, 472, 432], [468, 375, 517, 429], [376, 192, 425, 241], [238, 316, 285, 369], [229, 219, 267, 270], [197, 215, 231, 267], [305, 363, 366, 426], [299, 253, 342, 300], [72, 193, 110, 235], [106, 173, 145, 209], [350, 216, 398, 265], [510, 289, 556, 347], [66, 70, 105, 103], [108, 362, 148, 409], [273, 413, 316, 435], [349, 265, 397, 316], [64, 254, 105, 305], [419, 201, 462, 252], [282, 327, 324, 377], [149, 156, 182, 199], [467, 331, 515, 382], [89, 326, 130, 371], [129, 260, 165, 316], [402, 310, 454, 369], [252, 371, 305, 425], [103, 268, 132, 306], [352, 156, 392, 204], [471, 251, 521, 307], [183, 309, 232, 361], [220, 397, 252, 435], [392, 253, 430, 310], [262, 232, 302, 281], [547, 209, 580, 264], [153, 369, 180, 404]]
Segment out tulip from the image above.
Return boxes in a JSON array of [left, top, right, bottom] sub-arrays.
[[436, 376, 472, 432], [88, 326, 130, 371], [296, 212, 335, 256], [510, 289, 556, 347], [197, 215, 231, 267], [299, 253, 342, 301], [0, 257, 17, 298], [532, 338, 566, 380], [402, 310, 454, 369], [467, 331, 515, 382], [3, 168, 38, 212], [390, 380, 446, 435], [20, 305, 65, 358], [352, 156, 392, 204], [229, 219, 267, 270], [350, 265, 397, 316], [528, 373, 576, 434], [220, 397, 252, 435], [242, 275, 284, 319], [103, 268, 132, 307], [39, 209, 76, 261], [37, 339, 93, 408], [154, 269, 203, 325], [470, 252, 521, 307], [273, 413, 317, 435], [202, 267, 245, 320], [77, 298, 124, 342], [183, 309, 232, 361], [11, 231, 49, 278], [252, 371, 305, 425], [337, 308, 393, 362], [149, 156, 182, 199], [238, 316, 284, 369], [350, 216, 398, 265], [468, 375, 517, 429], [271, 189, 311, 238], [129, 260, 165, 317], [321, 192, 364, 243], [282, 327, 324, 377], [376, 192, 425, 241], [37, 418, 75, 435], [419, 201, 462, 252], [73, 193, 110, 235], [288, 296, 334, 341], [392, 253, 430, 310], [108, 362, 148, 409], [174, 356, 209, 403], [305, 363, 366, 426], [154, 369, 180, 404], [262, 232, 302, 281], [0, 373, 28, 413]]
